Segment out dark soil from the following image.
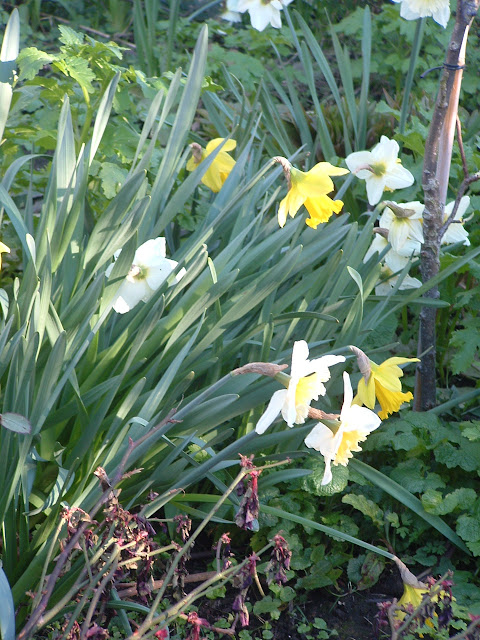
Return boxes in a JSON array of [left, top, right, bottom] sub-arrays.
[[198, 567, 404, 640]]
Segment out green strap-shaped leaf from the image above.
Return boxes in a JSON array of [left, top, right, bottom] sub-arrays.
[[0, 565, 15, 640], [350, 459, 470, 553], [262, 505, 394, 559]]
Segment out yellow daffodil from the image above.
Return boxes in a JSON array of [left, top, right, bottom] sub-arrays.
[[255, 340, 345, 434], [0, 241, 10, 270], [304, 372, 381, 484], [274, 157, 349, 228], [350, 346, 418, 419], [186, 138, 236, 193]]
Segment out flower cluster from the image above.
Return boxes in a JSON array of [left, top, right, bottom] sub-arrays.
[[250, 340, 416, 485], [365, 196, 471, 294]]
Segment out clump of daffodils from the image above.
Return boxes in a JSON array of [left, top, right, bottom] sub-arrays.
[[274, 157, 349, 228], [186, 138, 236, 193], [350, 346, 418, 419], [364, 196, 471, 294], [346, 136, 414, 206], [236, 341, 383, 486], [106, 237, 185, 314]]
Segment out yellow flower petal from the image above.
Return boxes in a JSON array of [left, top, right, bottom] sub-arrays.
[[375, 382, 413, 419], [334, 429, 367, 466], [206, 138, 237, 153], [304, 195, 344, 228]]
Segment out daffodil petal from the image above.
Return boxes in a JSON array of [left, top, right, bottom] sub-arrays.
[[256, 389, 288, 434]]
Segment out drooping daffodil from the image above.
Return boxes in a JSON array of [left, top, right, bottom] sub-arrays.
[[364, 232, 410, 273], [375, 265, 422, 296], [346, 136, 414, 206], [106, 237, 186, 314], [379, 201, 424, 256], [186, 138, 236, 193], [442, 195, 471, 246], [363, 233, 421, 296], [304, 372, 381, 485], [0, 241, 10, 270], [350, 346, 418, 419], [391, 0, 450, 28], [255, 340, 345, 434], [226, 0, 294, 31], [274, 157, 349, 229]]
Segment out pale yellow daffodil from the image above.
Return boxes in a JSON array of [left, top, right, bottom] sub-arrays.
[[346, 136, 414, 206], [304, 372, 381, 484], [0, 241, 10, 270], [350, 346, 418, 419], [274, 157, 349, 228], [186, 138, 236, 193], [255, 340, 345, 434], [392, 0, 450, 28]]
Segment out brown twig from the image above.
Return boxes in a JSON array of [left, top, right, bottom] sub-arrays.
[[115, 571, 217, 599]]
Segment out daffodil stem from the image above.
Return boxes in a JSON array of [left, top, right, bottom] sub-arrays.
[[415, 0, 480, 411]]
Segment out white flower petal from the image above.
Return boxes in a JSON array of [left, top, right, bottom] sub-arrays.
[[384, 164, 415, 190], [345, 150, 373, 174], [256, 389, 287, 434], [113, 279, 149, 314], [290, 340, 309, 378], [340, 372, 353, 419], [366, 176, 386, 206], [135, 237, 166, 265]]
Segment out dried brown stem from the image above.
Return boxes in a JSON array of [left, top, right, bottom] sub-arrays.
[[17, 410, 178, 640], [232, 362, 288, 377]]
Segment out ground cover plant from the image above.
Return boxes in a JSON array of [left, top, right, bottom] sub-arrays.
[[1, 0, 480, 638]]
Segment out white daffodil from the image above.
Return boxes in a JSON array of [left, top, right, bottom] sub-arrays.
[[364, 234, 411, 274], [442, 196, 471, 246], [221, 8, 242, 22], [375, 264, 422, 296], [106, 237, 186, 314], [346, 136, 414, 206], [304, 372, 381, 485], [226, 0, 294, 31], [391, 0, 450, 28], [255, 340, 345, 434], [379, 201, 424, 256]]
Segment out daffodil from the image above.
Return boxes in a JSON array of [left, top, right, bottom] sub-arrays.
[[226, 0, 293, 31], [364, 233, 410, 273], [304, 372, 381, 485], [350, 346, 418, 419], [274, 157, 349, 228], [346, 136, 414, 206], [442, 195, 471, 246], [375, 265, 422, 296], [186, 138, 236, 193], [106, 237, 185, 314], [379, 201, 424, 256], [255, 340, 345, 434], [391, 0, 450, 28], [0, 241, 10, 270]]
